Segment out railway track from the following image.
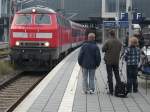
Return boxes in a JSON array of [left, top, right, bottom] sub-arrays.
[[0, 72, 46, 112]]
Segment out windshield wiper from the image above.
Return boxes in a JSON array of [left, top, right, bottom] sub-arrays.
[[38, 14, 44, 24], [36, 14, 45, 32], [22, 14, 31, 33]]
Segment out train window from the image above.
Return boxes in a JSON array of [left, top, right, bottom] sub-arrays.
[[35, 14, 51, 24], [66, 20, 71, 27], [64, 20, 71, 27], [15, 14, 31, 25], [57, 16, 62, 25], [72, 29, 80, 37], [57, 16, 65, 26]]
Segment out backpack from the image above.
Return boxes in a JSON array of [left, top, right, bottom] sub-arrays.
[[115, 82, 128, 98]]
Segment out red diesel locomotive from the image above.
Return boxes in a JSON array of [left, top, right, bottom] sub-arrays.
[[9, 7, 87, 71]]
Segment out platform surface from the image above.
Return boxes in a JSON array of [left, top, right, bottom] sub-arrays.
[[13, 46, 150, 112]]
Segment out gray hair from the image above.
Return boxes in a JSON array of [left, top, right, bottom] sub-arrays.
[[88, 33, 96, 38]]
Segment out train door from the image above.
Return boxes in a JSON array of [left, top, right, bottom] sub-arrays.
[[57, 15, 63, 53], [65, 20, 72, 49]]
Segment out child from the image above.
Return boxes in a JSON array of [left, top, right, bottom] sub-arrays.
[[124, 36, 140, 93]]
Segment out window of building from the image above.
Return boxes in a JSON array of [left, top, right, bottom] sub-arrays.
[[106, 0, 116, 12]]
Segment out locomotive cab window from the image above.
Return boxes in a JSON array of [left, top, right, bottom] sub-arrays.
[[15, 14, 31, 25], [35, 14, 51, 24]]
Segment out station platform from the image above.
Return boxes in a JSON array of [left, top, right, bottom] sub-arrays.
[[13, 46, 150, 112]]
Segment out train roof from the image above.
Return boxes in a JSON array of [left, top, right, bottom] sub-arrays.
[[70, 21, 85, 29], [70, 21, 82, 26], [17, 7, 56, 14]]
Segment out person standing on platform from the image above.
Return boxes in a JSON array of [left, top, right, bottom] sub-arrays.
[[123, 37, 140, 93], [124, 32, 129, 47], [78, 33, 101, 94], [102, 30, 122, 95], [133, 32, 144, 49]]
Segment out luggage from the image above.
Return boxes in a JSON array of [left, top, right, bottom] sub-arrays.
[[140, 46, 150, 75], [141, 65, 150, 75], [115, 82, 128, 98]]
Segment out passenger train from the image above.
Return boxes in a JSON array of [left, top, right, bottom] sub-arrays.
[[9, 7, 88, 71]]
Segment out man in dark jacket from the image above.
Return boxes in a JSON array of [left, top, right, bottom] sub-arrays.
[[78, 33, 101, 94], [124, 32, 129, 47], [102, 30, 122, 95]]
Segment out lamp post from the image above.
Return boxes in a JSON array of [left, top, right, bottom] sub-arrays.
[[127, 0, 133, 37], [61, 0, 64, 10], [8, 0, 17, 41], [116, 0, 120, 39], [9, 0, 16, 29], [60, 0, 65, 15]]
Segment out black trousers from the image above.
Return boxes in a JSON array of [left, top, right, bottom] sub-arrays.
[[106, 64, 121, 93]]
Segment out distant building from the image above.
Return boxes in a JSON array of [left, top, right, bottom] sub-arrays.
[[133, 0, 150, 18], [22, 0, 102, 21], [21, 0, 150, 20], [0, 0, 18, 42], [0, 0, 150, 42], [0, 0, 9, 41]]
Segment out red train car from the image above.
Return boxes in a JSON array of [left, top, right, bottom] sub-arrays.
[[9, 7, 87, 71], [70, 21, 87, 47]]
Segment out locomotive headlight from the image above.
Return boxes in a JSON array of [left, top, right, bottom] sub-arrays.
[[15, 41, 20, 46], [32, 9, 36, 13], [44, 42, 50, 47]]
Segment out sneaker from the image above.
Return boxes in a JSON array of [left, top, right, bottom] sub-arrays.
[[82, 91, 88, 94], [127, 89, 132, 93], [133, 90, 138, 93], [127, 90, 131, 93], [89, 90, 95, 94]]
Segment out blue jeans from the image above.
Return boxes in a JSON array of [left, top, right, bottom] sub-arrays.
[[82, 68, 96, 92]]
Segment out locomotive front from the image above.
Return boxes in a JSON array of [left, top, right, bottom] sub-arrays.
[[9, 7, 59, 71]]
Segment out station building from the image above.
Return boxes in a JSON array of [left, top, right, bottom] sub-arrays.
[[0, 0, 150, 42]]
